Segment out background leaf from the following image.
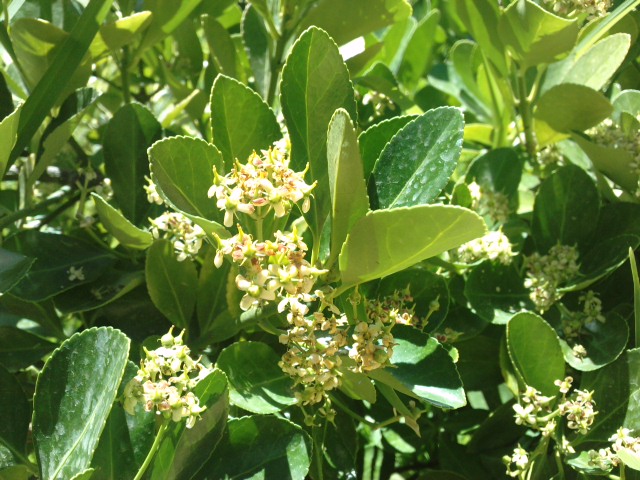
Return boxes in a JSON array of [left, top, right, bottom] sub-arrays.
[[339, 205, 485, 286], [0, 248, 33, 294], [507, 312, 565, 396], [103, 103, 162, 225], [145, 239, 198, 328], [92, 194, 153, 250], [90, 405, 138, 480], [216, 342, 297, 414], [33, 327, 130, 480], [0, 364, 30, 464], [0, 106, 20, 178]]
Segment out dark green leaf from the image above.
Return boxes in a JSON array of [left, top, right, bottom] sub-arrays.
[[241, 6, 272, 101], [281, 26, 357, 238], [535, 84, 612, 133], [196, 247, 230, 337], [466, 148, 523, 196], [339, 205, 485, 286], [5, 231, 115, 302], [33, 327, 130, 480], [0, 326, 57, 371], [498, 0, 579, 69], [358, 115, 416, 180], [150, 370, 229, 480], [90, 405, 137, 480], [0, 364, 30, 460], [216, 342, 297, 414], [456, 335, 503, 390], [327, 108, 369, 266], [465, 262, 533, 324], [369, 326, 466, 408], [370, 107, 463, 209], [146, 239, 198, 328], [92, 194, 153, 250], [103, 103, 162, 225], [210, 74, 281, 168], [198, 415, 312, 480], [0, 248, 33, 294], [297, 0, 411, 46], [202, 16, 237, 79], [507, 312, 564, 396], [531, 165, 600, 252]]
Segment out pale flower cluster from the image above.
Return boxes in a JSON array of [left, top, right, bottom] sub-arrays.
[[543, 0, 611, 19], [468, 181, 511, 224], [503, 446, 529, 478], [589, 427, 640, 471], [524, 243, 580, 312], [455, 230, 515, 265], [561, 290, 606, 339], [588, 117, 640, 198], [144, 175, 164, 205], [150, 212, 205, 261], [208, 137, 315, 227], [123, 328, 208, 428]]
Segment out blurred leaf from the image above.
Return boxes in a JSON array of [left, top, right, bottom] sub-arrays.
[[89, 11, 153, 58], [531, 165, 600, 253], [241, 5, 272, 101], [498, 0, 579, 69], [534, 84, 612, 133], [9, 0, 114, 168], [358, 115, 416, 179], [216, 342, 297, 414], [297, 0, 412, 46], [465, 262, 533, 324], [33, 327, 129, 480], [281, 26, 356, 238], [92, 194, 153, 250], [5, 231, 115, 302], [0, 364, 30, 460], [202, 16, 237, 79], [632, 248, 640, 349], [507, 312, 564, 396], [210, 74, 281, 168], [339, 205, 485, 286], [0, 248, 33, 294], [327, 108, 369, 267], [619, 448, 640, 471], [543, 33, 631, 93], [370, 107, 463, 209], [103, 103, 162, 225], [338, 369, 377, 403], [150, 370, 229, 480], [0, 326, 57, 371], [198, 416, 312, 480], [466, 148, 523, 196], [145, 239, 198, 329], [90, 405, 137, 480], [0, 106, 20, 178], [368, 326, 466, 408], [398, 9, 441, 92]]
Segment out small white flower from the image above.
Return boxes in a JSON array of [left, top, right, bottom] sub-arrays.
[[67, 266, 85, 282]]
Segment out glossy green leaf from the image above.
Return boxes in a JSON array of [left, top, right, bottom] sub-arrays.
[[558, 312, 628, 372], [368, 326, 466, 408], [0, 106, 20, 178], [370, 107, 463, 209], [531, 165, 600, 252], [0, 327, 57, 371], [216, 342, 297, 414], [5, 231, 115, 302], [358, 115, 416, 180], [327, 109, 369, 265], [202, 16, 237, 79], [198, 416, 312, 480], [241, 5, 272, 101], [33, 327, 130, 480], [543, 33, 631, 93], [535, 84, 612, 134], [196, 247, 229, 337], [297, 0, 411, 46], [281, 27, 357, 238], [89, 11, 153, 58], [339, 205, 485, 286], [9, 0, 114, 168], [498, 0, 579, 69], [103, 103, 162, 225], [148, 137, 224, 223], [0, 248, 33, 294], [69, 469, 95, 480], [507, 312, 564, 396], [145, 239, 198, 328], [90, 405, 137, 480], [465, 262, 533, 324], [210, 74, 281, 168], [92, 194, 153, 250], [576, 348, 640, 445], [0, 364, 30, 461], [150, 370, 229, 480]]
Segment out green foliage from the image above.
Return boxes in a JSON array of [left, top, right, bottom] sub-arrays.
[[1, 0, 639, 478]]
